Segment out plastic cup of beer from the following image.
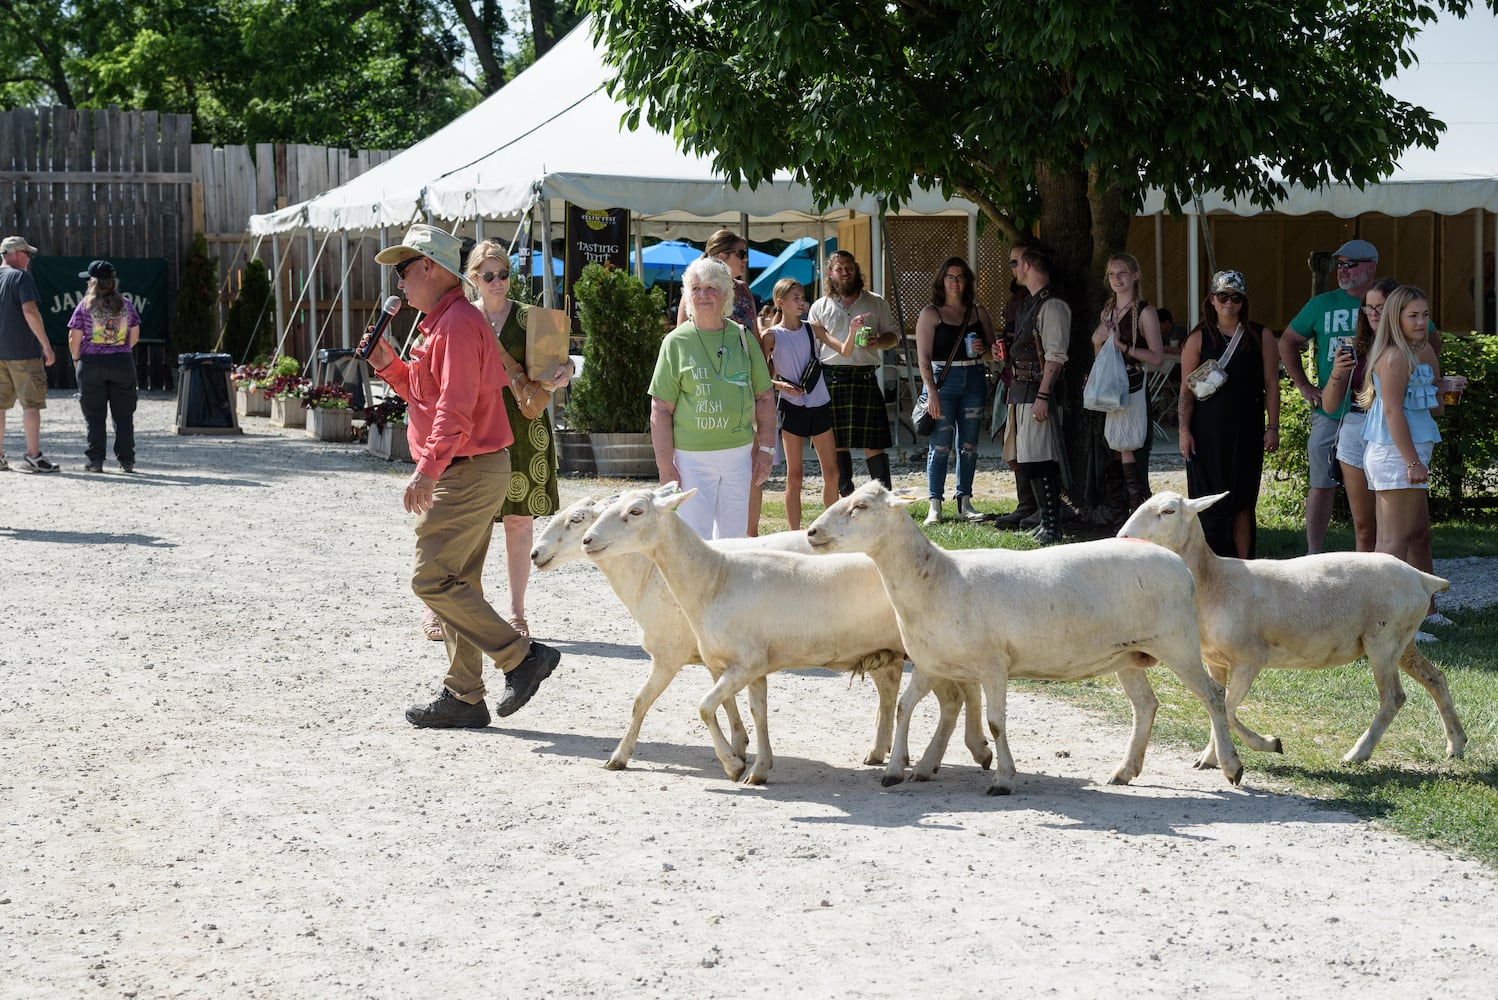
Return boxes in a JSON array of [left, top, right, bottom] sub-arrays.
[[1437, 374, 1467, 405]]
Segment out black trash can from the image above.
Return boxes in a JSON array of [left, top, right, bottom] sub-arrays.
[[315, 347, 371, 411], [174, 353, 243, 435]]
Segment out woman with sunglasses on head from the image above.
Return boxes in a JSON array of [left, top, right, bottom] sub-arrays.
[[1177, 270, 1281, 558], [1320, 277, 1398, 554], [415, 239, 573, 642], [1090, 252, 1163, 514]]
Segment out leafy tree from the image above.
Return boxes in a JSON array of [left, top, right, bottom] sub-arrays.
[[587, 0, 1496, 513], [172, 231, 217, 354]]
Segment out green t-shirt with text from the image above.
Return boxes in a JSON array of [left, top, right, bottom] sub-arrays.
[[649, 320, 772, 452], [1288, 288, 1361, 420]]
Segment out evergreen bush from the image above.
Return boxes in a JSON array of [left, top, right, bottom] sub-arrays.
[[565, 263, 666, 433], [223, 259, 273, 362], [171, 232, 217, 354]]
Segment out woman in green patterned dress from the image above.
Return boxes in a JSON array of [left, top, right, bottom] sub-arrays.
[[467, 239, 573, 637]]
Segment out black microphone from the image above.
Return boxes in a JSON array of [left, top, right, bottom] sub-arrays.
[[356, 295, 403, 359]]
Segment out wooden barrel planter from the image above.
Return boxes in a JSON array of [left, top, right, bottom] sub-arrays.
[[589, 432, 657, 479], [555, 430, 596, 476]]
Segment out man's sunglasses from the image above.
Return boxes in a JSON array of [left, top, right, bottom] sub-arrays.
[[1335, 258, 1373, 270], [395, 256, 423, 279]]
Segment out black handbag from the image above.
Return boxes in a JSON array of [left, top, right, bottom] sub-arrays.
[[795, 325, 824, 393], [912, 312, 968, 436]]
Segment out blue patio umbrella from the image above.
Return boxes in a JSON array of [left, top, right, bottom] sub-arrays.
[[632, 239, 702, 286], [749, 237, 838, 299]]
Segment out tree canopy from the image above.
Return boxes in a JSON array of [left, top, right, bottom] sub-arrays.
[[0, 0, 584, 147]]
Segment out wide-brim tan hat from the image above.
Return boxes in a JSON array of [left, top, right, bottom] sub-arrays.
[[375, 224, 474, 290]]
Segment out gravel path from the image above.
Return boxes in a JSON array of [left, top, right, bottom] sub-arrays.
[[1, 393, 1494, 999]]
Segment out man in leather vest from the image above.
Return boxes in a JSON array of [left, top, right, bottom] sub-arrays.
[[1002, 241, 1070, 544]]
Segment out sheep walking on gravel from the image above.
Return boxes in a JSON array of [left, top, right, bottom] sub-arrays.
[[805, 482, 1245, 796], [537, 488, 990, 781], [1119, 491, 1466, 765]]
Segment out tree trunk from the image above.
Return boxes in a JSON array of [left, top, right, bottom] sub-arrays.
[[531, 0, 558, 58]]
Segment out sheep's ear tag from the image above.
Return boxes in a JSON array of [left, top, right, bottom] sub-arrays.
[[659, 487, 697, 510], [652, 481, 681, 498], [889, 487, 921, 509], [596, 492, 623, 511]]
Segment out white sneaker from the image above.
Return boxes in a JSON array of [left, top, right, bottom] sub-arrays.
[[1423, 613, 1455, 628], [1415, 630, 1438, 644], [924, 501, 942, 526]]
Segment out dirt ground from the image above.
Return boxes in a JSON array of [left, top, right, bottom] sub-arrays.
[[2, 393, 1495, 999]]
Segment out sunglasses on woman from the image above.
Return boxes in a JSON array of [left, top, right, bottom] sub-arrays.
[[480, 270, 511, 283], [1212, 291, 1245, 304]]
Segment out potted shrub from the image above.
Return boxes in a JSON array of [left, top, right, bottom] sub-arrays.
[[567, 262, 666, 477], [265, 357, 308, 428], [303, 383, 355, 441], [231, 360, 272, 417], [364, 395, 411, 463]]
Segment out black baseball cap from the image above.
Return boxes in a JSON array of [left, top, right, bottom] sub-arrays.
[[80, 259, 116, 280]]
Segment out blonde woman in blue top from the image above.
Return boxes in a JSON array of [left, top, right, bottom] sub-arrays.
[[1357, 284, 1443, 572]]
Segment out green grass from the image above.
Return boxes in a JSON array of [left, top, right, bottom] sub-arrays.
[[759, 489, 1498, 868]]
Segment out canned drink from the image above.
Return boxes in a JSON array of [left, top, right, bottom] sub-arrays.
[[964, 331, 981, 358], [855, 325, 872, 347], [992, 337, 1007, 362]]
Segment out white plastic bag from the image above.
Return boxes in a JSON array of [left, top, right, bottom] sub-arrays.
[[1083, 336, 1129, 412], [1104, 386, 1148, 451]]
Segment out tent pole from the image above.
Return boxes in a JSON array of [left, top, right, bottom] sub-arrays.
[[272, 236, 286, 353], [870, 213, 883, 294], [1186, 206, 1201, 331], [1154, 212, 1165, 306], [306, 229, 318, 357], [966, 213, 977, 273], [816, 218, 826, 299], [340, 230, 351, 348], [879, 211, 918, 450], [1474, 208, 1486, 334], [540, 199, 556, 308], [380, 227, 390, 301], [633, 218, 644, 283]]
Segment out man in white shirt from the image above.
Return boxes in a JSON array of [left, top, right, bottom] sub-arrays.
[[807, 251, 900, 495]]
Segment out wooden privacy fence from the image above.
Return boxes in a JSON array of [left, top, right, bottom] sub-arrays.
[[1, 105, 396, 387]]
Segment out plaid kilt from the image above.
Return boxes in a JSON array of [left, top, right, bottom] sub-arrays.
[[824, 365, 892, 450]]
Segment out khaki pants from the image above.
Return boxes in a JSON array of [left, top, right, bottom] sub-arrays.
[[411, 450, 529, 703]]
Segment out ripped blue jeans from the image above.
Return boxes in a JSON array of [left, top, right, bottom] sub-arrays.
[[926, 362, 986, 502]]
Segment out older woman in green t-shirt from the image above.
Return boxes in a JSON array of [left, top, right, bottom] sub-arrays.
[[649, 257, 775, 539]]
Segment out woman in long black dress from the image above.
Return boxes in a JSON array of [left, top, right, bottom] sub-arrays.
[[1177, 270, 1281, 557]]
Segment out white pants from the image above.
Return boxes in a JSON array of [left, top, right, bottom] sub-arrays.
[[673, 443, 753, 539]]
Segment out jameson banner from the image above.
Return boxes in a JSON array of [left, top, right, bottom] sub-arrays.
[[29, 256, 170, 347], [564, 204, 629, 330]]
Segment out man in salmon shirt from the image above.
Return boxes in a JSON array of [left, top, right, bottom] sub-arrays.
[[362, 224, 561, 728]]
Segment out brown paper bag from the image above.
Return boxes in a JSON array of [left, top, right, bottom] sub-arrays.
[[525, 305, 572, 382]]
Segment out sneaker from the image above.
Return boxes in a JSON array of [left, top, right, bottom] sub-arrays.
[[79, 462, 104, 473], [0, 454, 9, 472], [120, 463, 136, 474], [22, 453, 59, 473], [1415, 631, 1438, 644], [495, 642, 561, 718], [1423, 612, 1454, 628], [404, 688, 490, 729]]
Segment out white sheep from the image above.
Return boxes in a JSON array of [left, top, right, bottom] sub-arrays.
[[533, 489, 989, 780], [805, 481, 1245, 795], [1118, 491, 1466, 764]]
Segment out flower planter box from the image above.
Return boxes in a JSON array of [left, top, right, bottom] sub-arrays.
[[367, 423, 413, 463], [235, 386, 271, 418], [306, 406, 353, 442], [270, 396, 306, 428]]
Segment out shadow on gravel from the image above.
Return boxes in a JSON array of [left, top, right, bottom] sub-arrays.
[[0, 526, 177, 547]]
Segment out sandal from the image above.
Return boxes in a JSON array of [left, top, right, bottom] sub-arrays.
[[420, 608, 444, 641], [508, 616, 530, 639]]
